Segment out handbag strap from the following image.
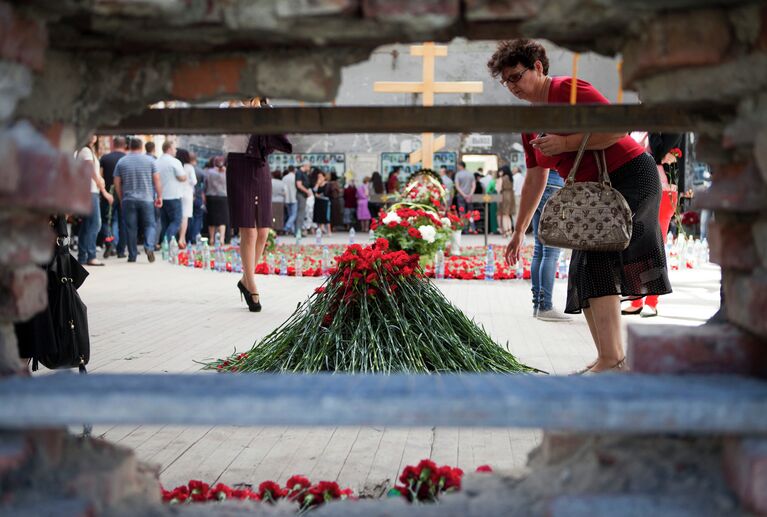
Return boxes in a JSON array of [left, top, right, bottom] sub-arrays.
[[594, 149, 611, 186], [564, 134, 591, 186]]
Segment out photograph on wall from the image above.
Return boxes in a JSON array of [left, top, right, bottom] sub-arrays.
[[268, 153, 346, 176]]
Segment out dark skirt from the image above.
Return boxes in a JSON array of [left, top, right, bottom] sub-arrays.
[[565, 152, 672, 314], [313, 197, 330, 224], [226, 152, 273, 229], [206, 195, 229, 226]]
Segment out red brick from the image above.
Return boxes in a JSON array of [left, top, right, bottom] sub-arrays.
[[26, 429, 66, 467], [0, 2, 48, 71], [537, 432, 588, 465], [724, 270, 767, 338], [171, 57, 246, 100], [695, 161, 767, 212], [0, 122, 91, 214], [627, 323, 767, 376], [707, 220, 759, 270], [362, 0, 459, 20], [622, 9, 731, 87], [0, 213, 54, 267], [0, 266, 46, 322], [0, 433, 31, 478], [0, 131, 19, 194], [723, 438, 767, 514]]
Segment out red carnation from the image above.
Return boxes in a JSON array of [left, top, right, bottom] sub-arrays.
[[475, 465, 493, 473], [407, 227, 422, 239], [258, 480, 286, 503]]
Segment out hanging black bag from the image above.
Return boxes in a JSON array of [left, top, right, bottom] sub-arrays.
[[15, 216, 91, 372]]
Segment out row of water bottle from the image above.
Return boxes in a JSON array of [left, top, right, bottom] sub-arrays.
[[162, 235, 243, 273], [264, 246, 334, 277], [666, 233, 709, 269]]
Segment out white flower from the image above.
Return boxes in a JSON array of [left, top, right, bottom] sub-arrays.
[[418, 225, 437, 243], [382, 212, 401, 225], [441, 217, 451, 227]]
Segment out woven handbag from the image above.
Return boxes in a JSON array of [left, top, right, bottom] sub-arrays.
[[537, 134, 633, 252]]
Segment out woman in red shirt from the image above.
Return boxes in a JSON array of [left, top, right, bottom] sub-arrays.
[[488, 39, 671, 374]]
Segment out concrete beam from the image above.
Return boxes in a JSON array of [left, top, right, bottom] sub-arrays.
[[1, 373, 767, 432], [98, 104, 732, 135]]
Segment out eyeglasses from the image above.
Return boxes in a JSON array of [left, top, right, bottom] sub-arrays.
[[500, 69, 528, 87]]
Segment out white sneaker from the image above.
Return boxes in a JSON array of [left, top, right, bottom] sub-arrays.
[[537, 308, 572, 322]]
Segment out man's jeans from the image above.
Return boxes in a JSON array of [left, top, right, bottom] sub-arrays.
[[123, 200, 157, 261], [455, 195, 475, 232], [284, 202, 297, 234], [295, 196, 307, 236], [78, 193, 101, 263], [530, 185, 563, 311], [187, 196, 204, 244], [99, 196, 121, 251], [159, 198, 183, 244]]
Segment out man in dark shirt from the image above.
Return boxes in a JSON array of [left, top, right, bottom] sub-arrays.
[[99, 136, 128, 258], [294, 161, 313, 237]]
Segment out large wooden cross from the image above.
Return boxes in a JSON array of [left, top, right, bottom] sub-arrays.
[[374, 42, 483, 169]]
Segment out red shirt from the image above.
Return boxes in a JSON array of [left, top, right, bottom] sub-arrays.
[[522, 77, 645, 182]]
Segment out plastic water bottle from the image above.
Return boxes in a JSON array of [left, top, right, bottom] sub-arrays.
[[315, 227, 322, 245], [296, 232, 302, 246], [161, 237, 169, 262], [280, 254, 287, 276], [434, 248, 445, 280], [484, 247, 495, 280], [267, 253, 276, 275], [349, 227, 356, 244], [233, 251, 242, 273], [558, 254, 568, 279], [187, 246, 195, 268], [169, 237, 179, 265], [369, 229, 375, 242], [701, 238, 709, 264], [201, 238, 210, 270], [321, 246, 330, 276], [295, 254, 303, 277], [515, 262, 524, 280]]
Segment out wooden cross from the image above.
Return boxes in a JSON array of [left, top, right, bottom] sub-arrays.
[[374, 42, 483, 169]]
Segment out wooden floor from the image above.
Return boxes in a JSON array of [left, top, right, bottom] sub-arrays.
[[75, 233, 720, 491]]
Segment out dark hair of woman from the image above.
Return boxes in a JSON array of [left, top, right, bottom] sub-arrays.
[[175, 148, 191, 165], [499, 164, 513, 181], [330, 171, 339, 181], [371, 171, 384, 194], [486, 39, 549, 78]]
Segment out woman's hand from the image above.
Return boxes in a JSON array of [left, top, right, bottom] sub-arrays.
[[529, 134, 567, 156], [504, 230, 524, 266]]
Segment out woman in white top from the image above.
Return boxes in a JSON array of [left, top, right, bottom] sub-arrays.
[[76, 135, 113, 266], [176, 148, 197, 248]]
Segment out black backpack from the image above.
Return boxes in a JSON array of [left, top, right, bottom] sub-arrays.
[[15, 216, 91, 372]]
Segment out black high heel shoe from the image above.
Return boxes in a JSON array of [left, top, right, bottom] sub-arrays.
[[237, 281, 262, 312]]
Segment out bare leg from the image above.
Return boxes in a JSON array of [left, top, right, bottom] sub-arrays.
[[208, 226, 216, 244], [239, 227, 258, 294], [179, 218, 188, 247], [254, 227, 270, 269], [582, 307, 600, 369], [586, 295, 624, 372], [217, 225, 226, 245]]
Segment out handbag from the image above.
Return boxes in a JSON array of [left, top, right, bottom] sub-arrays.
[[15, 217, 91, 372], [537, 134, 633, 252]]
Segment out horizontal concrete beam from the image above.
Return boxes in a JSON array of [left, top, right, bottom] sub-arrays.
[[98, 104, 732, 135], [1, 373, 767, 433]]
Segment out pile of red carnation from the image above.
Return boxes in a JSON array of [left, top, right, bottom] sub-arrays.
[[388, 460, 494, 503], [161, 476, 353, 511]]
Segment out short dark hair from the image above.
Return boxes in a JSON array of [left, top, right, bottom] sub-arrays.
[[113, 136, 127, 149], [487, 39, 549, 78], [458, 161, 466, 168], [144, 141, 155, 153], [129, 137, 143, 151], [271, 170, 282, 179], [287, 165, 295, 172]]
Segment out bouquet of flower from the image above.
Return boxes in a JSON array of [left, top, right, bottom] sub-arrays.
[[444, 207, 480, 232], [205, 238, 537, 373], [389, 459, 464, 503], [371, 203, 451, 263], [401, 170, 447, 211]]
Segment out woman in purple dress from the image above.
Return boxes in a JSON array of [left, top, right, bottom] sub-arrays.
[[226, 98, 292, 312], [356, 177, 372, 232]]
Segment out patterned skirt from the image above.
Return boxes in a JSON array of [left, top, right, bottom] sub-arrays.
[[565, 152, 672, 313]]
